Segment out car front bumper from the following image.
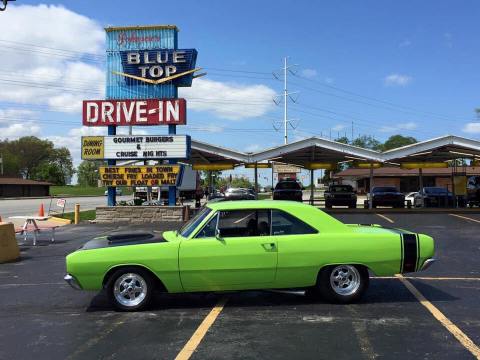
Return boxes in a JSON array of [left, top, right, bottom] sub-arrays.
[[64, 274, 82, 290], [420, 258, 436, 271]]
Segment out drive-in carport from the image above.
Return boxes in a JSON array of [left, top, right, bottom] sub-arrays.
[[383, 135, 480, 207]]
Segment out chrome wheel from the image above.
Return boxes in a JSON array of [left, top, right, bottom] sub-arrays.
[[113, 273, 147, 307], [329, 265, 361, 296]]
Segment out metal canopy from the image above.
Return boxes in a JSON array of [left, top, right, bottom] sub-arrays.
[[382, 135, 480, 163], [187, 139, 250, 165], [250, 137, 384, 166]]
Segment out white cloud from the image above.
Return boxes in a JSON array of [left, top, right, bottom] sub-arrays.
[[384, 74, 412, 87], [245, 144, 261, 152], [301, 69, 318, 79], [0, 5, 104, 113], [462, 122, 480, 134], [380, 121, 417, 133], [0, 122, 41, 139], [332, 124, 346, 132], [180, 79, 276, 120], [399, 39, 412, 48], [324, 77, 334, 84]]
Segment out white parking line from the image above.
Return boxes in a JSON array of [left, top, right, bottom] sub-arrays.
[[375, 213, 394, 223], [449, 214, 480, 224]]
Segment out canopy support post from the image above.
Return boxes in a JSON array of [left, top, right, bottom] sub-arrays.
[[419, 168, 424, 208], [254, 163, 258, 199], [369, 163, 374, 210], [310, 169, 314, 205]]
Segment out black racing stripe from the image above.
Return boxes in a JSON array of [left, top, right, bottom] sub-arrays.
[[402, 233, 418, 273], [416, 234, 421, 271], [399, 234, 404, 273]]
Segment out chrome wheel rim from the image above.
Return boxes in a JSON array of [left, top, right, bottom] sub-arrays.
[[330, 265, 360, 296], [113, 273, 147, 307]]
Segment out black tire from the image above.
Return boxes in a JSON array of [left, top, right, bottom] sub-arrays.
[[315, 265, 369, 304], [106, 267, 154, 311], [349, 203, 356, 209], [325, 202, 332, 209]]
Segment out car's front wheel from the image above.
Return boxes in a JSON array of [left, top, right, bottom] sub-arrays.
[[107, 267, 154, 311], [316, 265, 369, 303]]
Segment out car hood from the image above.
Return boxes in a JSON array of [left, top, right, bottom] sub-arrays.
[[81, 231, 168, 250]]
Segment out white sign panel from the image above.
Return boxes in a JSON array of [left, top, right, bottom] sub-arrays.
[[81, 135, 190, 160]]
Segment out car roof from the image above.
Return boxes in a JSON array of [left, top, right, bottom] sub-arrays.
[[206, 200, 346, 231]]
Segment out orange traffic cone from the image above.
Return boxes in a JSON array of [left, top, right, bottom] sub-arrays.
[[38, 203, 45, 217]]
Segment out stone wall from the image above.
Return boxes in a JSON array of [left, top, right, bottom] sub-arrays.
[[95, 206, 187, 224]]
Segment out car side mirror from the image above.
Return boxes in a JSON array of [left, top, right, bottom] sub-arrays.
[[215, 228, 222, 240]]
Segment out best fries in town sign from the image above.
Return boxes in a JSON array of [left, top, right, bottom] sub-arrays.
[[99, 165, 182, 187]]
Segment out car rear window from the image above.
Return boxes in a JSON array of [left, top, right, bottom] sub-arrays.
[[424, 187, 448, 194], [372, 187, 397, 193], [275, 182, 301, 190], [329, 185, 353, 192]]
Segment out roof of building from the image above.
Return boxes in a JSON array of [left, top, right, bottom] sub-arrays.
[[0, 178, 52, 186], [333, 166, 480, 178]]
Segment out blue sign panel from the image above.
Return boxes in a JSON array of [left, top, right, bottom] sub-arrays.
[[117, 48, 197, 87], [105, 26, 180, 100]]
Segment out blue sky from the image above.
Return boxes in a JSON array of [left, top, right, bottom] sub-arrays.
[[1, 1, 479, 184]]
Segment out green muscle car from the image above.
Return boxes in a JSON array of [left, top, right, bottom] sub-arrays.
[[64, 200, 435, 311]]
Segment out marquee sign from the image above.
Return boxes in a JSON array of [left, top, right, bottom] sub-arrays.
[[82, 99, 186, 126], [115, 49, 198, 87], [81, 135, 191, 160], [99, 165, 182, 187]]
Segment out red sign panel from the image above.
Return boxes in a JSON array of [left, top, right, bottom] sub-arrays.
[[82, 99, 186, 126]]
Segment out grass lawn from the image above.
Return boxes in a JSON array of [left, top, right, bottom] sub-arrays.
[[51, 186, 132, 197], [257, 193, 272, 200], [59, 210, 96, 222]]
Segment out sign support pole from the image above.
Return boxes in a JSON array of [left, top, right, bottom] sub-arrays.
[[107, 125, 117, 206], [168, 124, 177, 206]]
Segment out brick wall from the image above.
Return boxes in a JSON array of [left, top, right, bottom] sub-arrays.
[[96, 206, 187, 224]]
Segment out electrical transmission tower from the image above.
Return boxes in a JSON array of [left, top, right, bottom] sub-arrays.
[[273, 57, 299, 144]]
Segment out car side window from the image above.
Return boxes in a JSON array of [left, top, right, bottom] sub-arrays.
[[217, 210, 271, 238], [271, 210, 317, 235], [195, 213, 218, 238]]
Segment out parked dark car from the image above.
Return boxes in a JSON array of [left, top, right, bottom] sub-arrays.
[[414, 187, 454, 207], [368, 186, 405, 208], [273, 180, 303, 202], [467, 176, 480, 207], [324, 184, 357, 208], [224, 188, 255, 201]]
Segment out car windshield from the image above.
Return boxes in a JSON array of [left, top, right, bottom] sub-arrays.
[[424, 187, 448, 194], [373, 187, 397, 193], [329, 185, 352, 192], [179, 207, 212, 238], [275, 182, 300, 190]]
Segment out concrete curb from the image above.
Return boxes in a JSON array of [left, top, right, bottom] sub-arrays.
[[49, 217, 73, 225]]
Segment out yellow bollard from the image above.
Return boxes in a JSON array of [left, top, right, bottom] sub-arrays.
[[74, 203, 80, 225]]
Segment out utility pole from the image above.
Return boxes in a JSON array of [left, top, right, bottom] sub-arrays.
[[283, 57, 288, 145], [273, 57, 298, 145]]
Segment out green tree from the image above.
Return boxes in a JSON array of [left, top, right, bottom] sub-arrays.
[[77, 160, 103, 187], [382, 135, 417, 151], [335, 136, 350, 144], [0, 137, 74, 184], [351, 135, 382, 151]]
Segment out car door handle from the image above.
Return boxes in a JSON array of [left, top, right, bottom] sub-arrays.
[[261, 242, 276, 251]]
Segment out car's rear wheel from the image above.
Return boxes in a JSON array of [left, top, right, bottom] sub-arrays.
[[107, 267, 154, 311], [316, 265, 369, 303]]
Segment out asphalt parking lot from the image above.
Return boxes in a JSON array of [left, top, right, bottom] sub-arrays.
[[1, 212, 479, 360]]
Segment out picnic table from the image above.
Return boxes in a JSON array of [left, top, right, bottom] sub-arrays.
[[9, 215, 55, 246]]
